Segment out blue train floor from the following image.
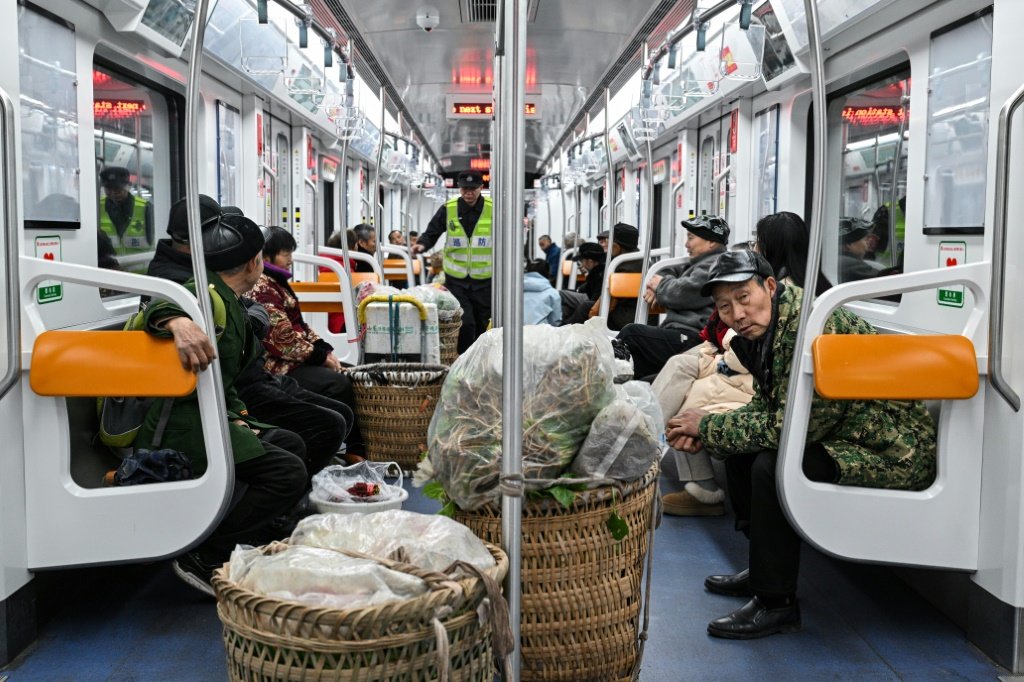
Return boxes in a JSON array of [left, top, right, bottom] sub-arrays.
[[0, 470, 1008, 681]]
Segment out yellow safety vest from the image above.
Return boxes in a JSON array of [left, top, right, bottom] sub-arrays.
[[99, 195, 150, 255], [443, 196, 493, 280]]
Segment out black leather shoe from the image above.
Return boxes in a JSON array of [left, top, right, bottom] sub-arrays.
[[707, 596, 801, 640], [704, 568, 753, 597]]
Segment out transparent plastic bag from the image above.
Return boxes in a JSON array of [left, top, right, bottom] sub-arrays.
[[424, 320, 616, 510], [408, 284, 461, 312], [570, 397, 661, 482], [290, 509, 495, 571], [227, 544, 427, 610], [354, 281, 401, 305], [619, 380, 664, 440], [310, 461, 403, 504]]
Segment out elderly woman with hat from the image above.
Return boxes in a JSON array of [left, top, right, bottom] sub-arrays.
[[616, 214, 730, 379]]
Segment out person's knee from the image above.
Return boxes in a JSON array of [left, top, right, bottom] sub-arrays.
[[265, 428, 307, 462], [618, 323, 641, 342]]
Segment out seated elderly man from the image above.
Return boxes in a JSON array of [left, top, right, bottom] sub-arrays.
[[667, 250, 936, 640], [616, 215, 729, 379]]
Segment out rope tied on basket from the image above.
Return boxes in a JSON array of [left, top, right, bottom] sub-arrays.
[[443, 559, 515, 679], [497, 472, 525, 497], [497, 472, 629, 500]]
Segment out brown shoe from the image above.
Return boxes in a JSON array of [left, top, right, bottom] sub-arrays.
[[662, 489, 725, 517]]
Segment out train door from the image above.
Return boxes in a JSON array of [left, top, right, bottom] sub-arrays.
[[259, 112, 275, 227], [696, 110, 739, 235], [273, 122, 291, 229]]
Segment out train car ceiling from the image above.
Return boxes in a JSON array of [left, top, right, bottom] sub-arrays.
[[320, 0, 687, 173]]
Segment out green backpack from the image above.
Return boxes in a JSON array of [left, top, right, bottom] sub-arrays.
[[97, 285, 227, 456]]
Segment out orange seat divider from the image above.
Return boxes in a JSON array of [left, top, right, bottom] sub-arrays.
[[290, 281, 345, 313], [812, 334, 978, 401], [382, 258, 418, 281], [562, 260, 573, 276], [30, 331, 196, 398], [319, 271, 339, 282], [609, 272, 643, 299]]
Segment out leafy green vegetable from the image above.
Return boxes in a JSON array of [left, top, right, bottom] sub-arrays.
[[606, 511, 629, 541], [422, 480, 447, 502], [548, 485, 578, 509], [439, 500, 457, 517]]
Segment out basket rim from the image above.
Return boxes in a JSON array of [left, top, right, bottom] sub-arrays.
[[212, 540, 508, 627], [347, 362, 449, 381]]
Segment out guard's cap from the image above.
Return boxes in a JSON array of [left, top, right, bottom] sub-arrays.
[[99, 166, 131, 189], [203, 213, 265, 272], [682, 215, 730, 245], [700, 250, 775, 297], [457, 170, 484, 188]]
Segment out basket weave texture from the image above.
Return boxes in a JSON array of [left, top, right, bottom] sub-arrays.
[[347, 363, 448, 470], [455, 463, 658, 681], [438, 309, 463, 366], [214, 541, 508, 682]]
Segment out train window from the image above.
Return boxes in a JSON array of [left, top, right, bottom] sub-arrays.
[[830, 69, 910, 285], [923, 10, 993, 234], [19, 7, 81, 231], [696, 111, 737, 228], [698, 133, 716, 216], [216, 102, 241, 208], [753, 105, 780, 221], [94, 67, 163, 278]]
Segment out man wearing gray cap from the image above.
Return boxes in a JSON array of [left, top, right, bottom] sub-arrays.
[[838, 217, 879, 283], [667, 250, 936, 639], [98, 165, 153, 257], [413, 170, 493, 352], [137, 213, 308, 596]]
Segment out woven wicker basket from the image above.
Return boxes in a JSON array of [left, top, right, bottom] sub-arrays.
[[213, 541, 509, 682], [438, 309, 463, 366], [455, 463, 659, 681], [347, 363, 448, 470]]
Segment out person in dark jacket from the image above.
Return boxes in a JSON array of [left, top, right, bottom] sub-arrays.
[[561, 223, 644, 330], [538, 234, 561, 284], [558, 241, 604, 322], [137, 213, 307, 596], [144, 198, 358, 477], [617, 215, 729, 379]]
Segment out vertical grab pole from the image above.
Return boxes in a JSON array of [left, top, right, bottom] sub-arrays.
[[372, 87, 386, 264], [492, 8, 505, 329], [0, 86, 20, 401], [636, 138, 656, 323], [777, 0, 827, 500], [497, 0, 527, 677], [599, 88, 617, 317], [184, 0, 234, 506]]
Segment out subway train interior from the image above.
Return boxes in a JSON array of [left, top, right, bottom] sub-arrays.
[[1, 0, 1023, 679]]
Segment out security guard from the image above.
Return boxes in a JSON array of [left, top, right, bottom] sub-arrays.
[[98, 165, 153, 256], [412, 170, 493, 352]]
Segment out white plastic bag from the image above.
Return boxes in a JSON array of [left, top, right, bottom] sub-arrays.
[[619, 380, 664, 441], [227, 545, 427, 610], [290, 509, 495, 571], [424, 321, 616, 510], [310, 461, 403, 504], [407, 284, 461, 312]]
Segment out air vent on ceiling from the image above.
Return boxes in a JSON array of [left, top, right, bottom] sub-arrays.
[[459, 0, 540, 23]]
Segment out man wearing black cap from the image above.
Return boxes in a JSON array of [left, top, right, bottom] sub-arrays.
[[561, 223, 643, 330], [666, 250, 936, 640], [137, 213, 308, 596], [616, 215, 729, 379], [412, 170, 493, 352], [97, 165, 153, 258], [838, 217, 879, 283]]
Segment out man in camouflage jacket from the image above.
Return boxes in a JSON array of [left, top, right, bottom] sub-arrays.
[[667, 250, 936, 640]]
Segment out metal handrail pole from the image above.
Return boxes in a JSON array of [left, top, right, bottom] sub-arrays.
[[637, 139, 656, 323], [0, 87, 20, 400], [600, 88, 618, 318], [372, 87, 386, 263]]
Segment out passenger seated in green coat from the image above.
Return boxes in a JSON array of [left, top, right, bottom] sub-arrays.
[[136, 212, 308, 597], [666, 250, 936, 641]]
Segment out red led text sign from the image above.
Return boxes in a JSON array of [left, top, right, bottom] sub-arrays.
[[94, 99, 147, 120], [841, 105, 905, 127]]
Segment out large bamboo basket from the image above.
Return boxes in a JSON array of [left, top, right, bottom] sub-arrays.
[[213, 541, 508, 682], [455, 463, 659, 682], [437, 309, 463, 366], [347, 363, 448, 470]]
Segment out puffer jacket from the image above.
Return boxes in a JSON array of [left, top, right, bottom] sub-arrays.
[[249, 262, 333, 376], [523, 272, 561, 325], [699, 284, 937, 491], [651, 329, 754, 425], [655, 247, 725, 334]]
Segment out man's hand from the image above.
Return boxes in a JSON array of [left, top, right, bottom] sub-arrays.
[[669, 435, 704, 453], [164, 316, 216, 373], [324, 353, 342, 371], [643, 274, 663, 305], [411, 242, 425, 254], [666, 408, 708, 444]]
